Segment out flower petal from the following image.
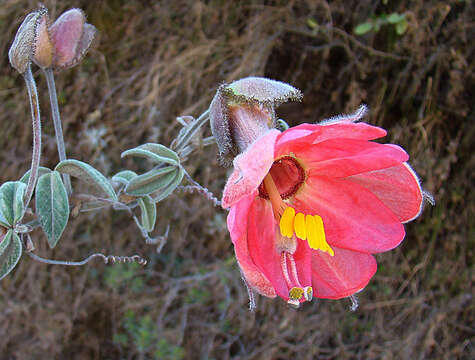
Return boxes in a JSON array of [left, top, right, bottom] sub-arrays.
[[347, 163, 423, 223], [247, 198, 289, 299], [228, 195, 276, 297], [222, 130, 279, 208], [294, 176, 405, 253], [311, 247, 377, 299], [276, 122, 386, 157], [303, 139, 409, 178]]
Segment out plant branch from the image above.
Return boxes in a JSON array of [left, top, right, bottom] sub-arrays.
[[44, 68, 72, 195], [23, 66, 41, 207]]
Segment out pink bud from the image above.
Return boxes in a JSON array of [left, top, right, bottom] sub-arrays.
[[49, 8, 97, 70]]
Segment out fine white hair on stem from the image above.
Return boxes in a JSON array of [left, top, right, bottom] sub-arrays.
[[423, 190, 435, 206], [26, 251, 147, 266], [240, 270, 256, 312], [349, 294, 359, 311], [319, 104, 368, 125]]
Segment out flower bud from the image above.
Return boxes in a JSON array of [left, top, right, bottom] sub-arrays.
[[210, 77, 302, 164], [33, 11, 53, 68], [49, 8, 97, 70], [8, 8, 46, 74]]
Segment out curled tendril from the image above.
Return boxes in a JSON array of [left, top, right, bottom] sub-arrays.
[[26, 251, 147, 266]]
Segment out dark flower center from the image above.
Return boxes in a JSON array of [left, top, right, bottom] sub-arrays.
[[258, 156, 305, 200]]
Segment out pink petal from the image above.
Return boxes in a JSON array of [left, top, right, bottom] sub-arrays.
[[294, 176, 405, 253], [221, 130, 279, 208], [247, 198, 289, 299], [50, 9, 85, 67], [228, 195, 276, 297], [276, 122, 386, 156], [347, 163, 423, 223], [302, 139, 409, 178], [311, 247, 377, 299]]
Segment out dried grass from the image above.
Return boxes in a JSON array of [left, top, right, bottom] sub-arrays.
[[0, 0, 473, 359]]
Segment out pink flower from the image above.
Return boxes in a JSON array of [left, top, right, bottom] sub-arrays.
[[222, 106, 425, 306]]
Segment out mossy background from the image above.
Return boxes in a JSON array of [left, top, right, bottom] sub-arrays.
[[0, 0, 473, 359]]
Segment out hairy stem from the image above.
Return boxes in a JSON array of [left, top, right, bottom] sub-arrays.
[[26, 251, 147, 266], [173, 108, 210, 154], [44, 68, 72, 195], [23, 66, 41, 207]]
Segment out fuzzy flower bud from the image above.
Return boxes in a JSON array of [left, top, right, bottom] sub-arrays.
[[33, 12, 53, 68], [210, 77, 302, 164], [49, 8, 97, 70], [8, 8, 46, 74]]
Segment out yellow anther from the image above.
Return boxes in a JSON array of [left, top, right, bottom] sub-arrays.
[[289, 286, 304, 300], [314, 215, 334, 256], [306, 214, 334, 256], [306, 214, 318, 249], [294, 212, 307, 240], [279, 207, 295, 238]]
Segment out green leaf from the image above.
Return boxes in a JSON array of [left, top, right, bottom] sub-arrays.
[[0, 230, 22, 281], [35, 172, 70, 248], [387, 13, 405, 24], [150, 167, 184, 202], [55, 159, 117, 201], [0, 230, 11, 258], [121, 143, 179, 166], [0, 181, 27, 226], [354, 22, 373, 35], [137, 196, 156, 232], [112, 170, 138, 186], [19, 166, 52, 185], [395, 19, 408, 35], [125, 166, 177, 197]]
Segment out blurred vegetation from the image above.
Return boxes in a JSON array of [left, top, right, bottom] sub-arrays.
[[0, 0, 473, 359]]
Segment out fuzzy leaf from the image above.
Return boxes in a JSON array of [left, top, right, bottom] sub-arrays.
[[0, 230, 22, 281], [19, 166, 52, 185], [121, 143, 179, 166], [55, 159, 117, 201], [112, 170, 138, 186], [150, 167, 184, 202], [0, 181, 27, 226], [137, 195, 157, 232], [35, 172, 70, 248], [125, 166, 178, 197], [354, 22, 373, 35]]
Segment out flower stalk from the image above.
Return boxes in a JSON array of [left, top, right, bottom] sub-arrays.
[[44, 68, 72, 195], [23, 66, 41, 207]]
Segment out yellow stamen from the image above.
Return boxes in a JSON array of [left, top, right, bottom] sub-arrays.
[[289, 287, 304, 300], [313, 215, 334, 256], [294, 212, 306, 240], [306, 215, 318, 249], [279, 207, 295, 238], [263, 173, 333, 256], [305, 214, 334, 256]]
